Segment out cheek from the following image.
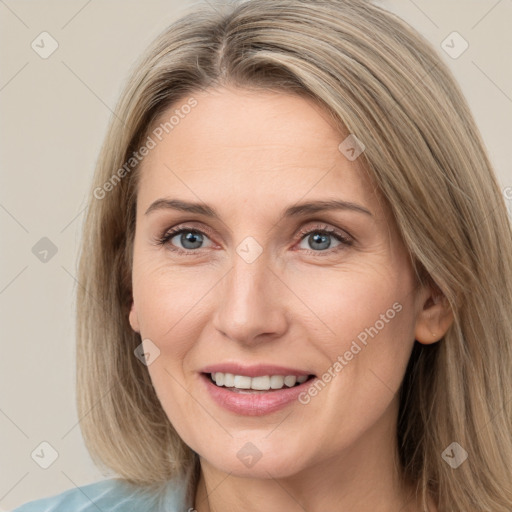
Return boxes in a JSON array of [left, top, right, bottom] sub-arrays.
[[303, 266, 417, 397], [131, 254, 215, 341], [145, 362, 214, 453], [132, 248, 416, 361], [293, 264, 413, 343], [297, 271, 416, 452]]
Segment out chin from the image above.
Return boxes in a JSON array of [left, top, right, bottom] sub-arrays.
[[196, 438, 310, 479]]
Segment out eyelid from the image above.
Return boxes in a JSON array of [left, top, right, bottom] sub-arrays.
[[295, 223, 353, 244], [156, 222, 217, 251]]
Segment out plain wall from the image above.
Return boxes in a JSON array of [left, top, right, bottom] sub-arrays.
[[1, 0, 511, 509]]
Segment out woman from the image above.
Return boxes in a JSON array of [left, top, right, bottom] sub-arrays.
[[14, 0, 512, 510]]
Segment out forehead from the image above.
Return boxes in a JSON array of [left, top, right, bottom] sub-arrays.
[[137, 87, 381, 216]]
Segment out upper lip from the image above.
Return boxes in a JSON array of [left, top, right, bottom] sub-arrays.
[[201, 363, 313, 378]]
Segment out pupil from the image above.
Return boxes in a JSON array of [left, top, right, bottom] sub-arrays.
[[311, 233, 330, 250], [182, 231, 202, 249]]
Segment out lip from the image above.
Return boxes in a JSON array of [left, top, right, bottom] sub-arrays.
[[199, 366, 317, 416], [200, 363, 312, 378]]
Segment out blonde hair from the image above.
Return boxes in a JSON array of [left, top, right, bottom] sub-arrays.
[[76, 0, 512, 509]]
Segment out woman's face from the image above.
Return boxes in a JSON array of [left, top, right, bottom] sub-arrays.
[[129, 87, 432, 478]]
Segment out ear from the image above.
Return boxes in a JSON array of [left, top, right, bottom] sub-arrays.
[[414, 285, 454, 345], [129, 301, 140, 333]]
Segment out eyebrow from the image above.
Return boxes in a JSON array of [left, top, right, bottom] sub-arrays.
[[145, 198, 373, 218]]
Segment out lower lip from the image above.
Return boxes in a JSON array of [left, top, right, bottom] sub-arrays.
[[201, 373, 316, 416]]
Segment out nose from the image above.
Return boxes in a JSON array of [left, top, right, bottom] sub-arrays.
[[212, 248, 289, 345]]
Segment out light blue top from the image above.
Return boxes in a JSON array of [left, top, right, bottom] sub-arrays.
[[12, 475, 193, 512]]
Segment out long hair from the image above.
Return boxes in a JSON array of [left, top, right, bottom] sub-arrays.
[[76, 1, 512, 509]]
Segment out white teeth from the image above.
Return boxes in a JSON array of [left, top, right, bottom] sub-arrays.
[[210, 372, 309, 390], [251, 375, 271, 390], [270, 375, 285, 389], [284, 375, 297, 387], [223, 373, 235, 387], [233, 375, 252, 389]]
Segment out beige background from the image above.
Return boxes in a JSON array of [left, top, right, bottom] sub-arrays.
[[1, 0, 511, 509]]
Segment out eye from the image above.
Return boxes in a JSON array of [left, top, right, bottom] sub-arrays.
[[296, 224, 353, 254], [156, 226, 214, 253], [156, 223, 353, 255]]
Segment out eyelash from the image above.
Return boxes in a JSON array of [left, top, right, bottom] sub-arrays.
[[155, 223, 354, 256]]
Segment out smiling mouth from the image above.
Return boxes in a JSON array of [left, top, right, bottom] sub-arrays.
[[204, 372, 316, 392]]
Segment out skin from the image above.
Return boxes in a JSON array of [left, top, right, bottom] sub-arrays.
[[129, 87, 453, 512]]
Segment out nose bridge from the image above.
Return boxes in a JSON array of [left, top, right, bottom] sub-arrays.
[[212, 240, 287, 343]]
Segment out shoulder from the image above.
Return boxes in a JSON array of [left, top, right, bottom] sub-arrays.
[[12, 477, 190, 512], [12, 479, 145, 512]]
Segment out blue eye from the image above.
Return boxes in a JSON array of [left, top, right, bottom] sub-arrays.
[[157, 224, 353, 255], [298, 230, 346, 251], [295, 225, 353, 255], [159, 229, 214, 251]]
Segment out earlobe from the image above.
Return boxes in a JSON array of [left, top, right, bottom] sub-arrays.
[[415, 290, 454, 345], [128, 302, 140, 333]]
